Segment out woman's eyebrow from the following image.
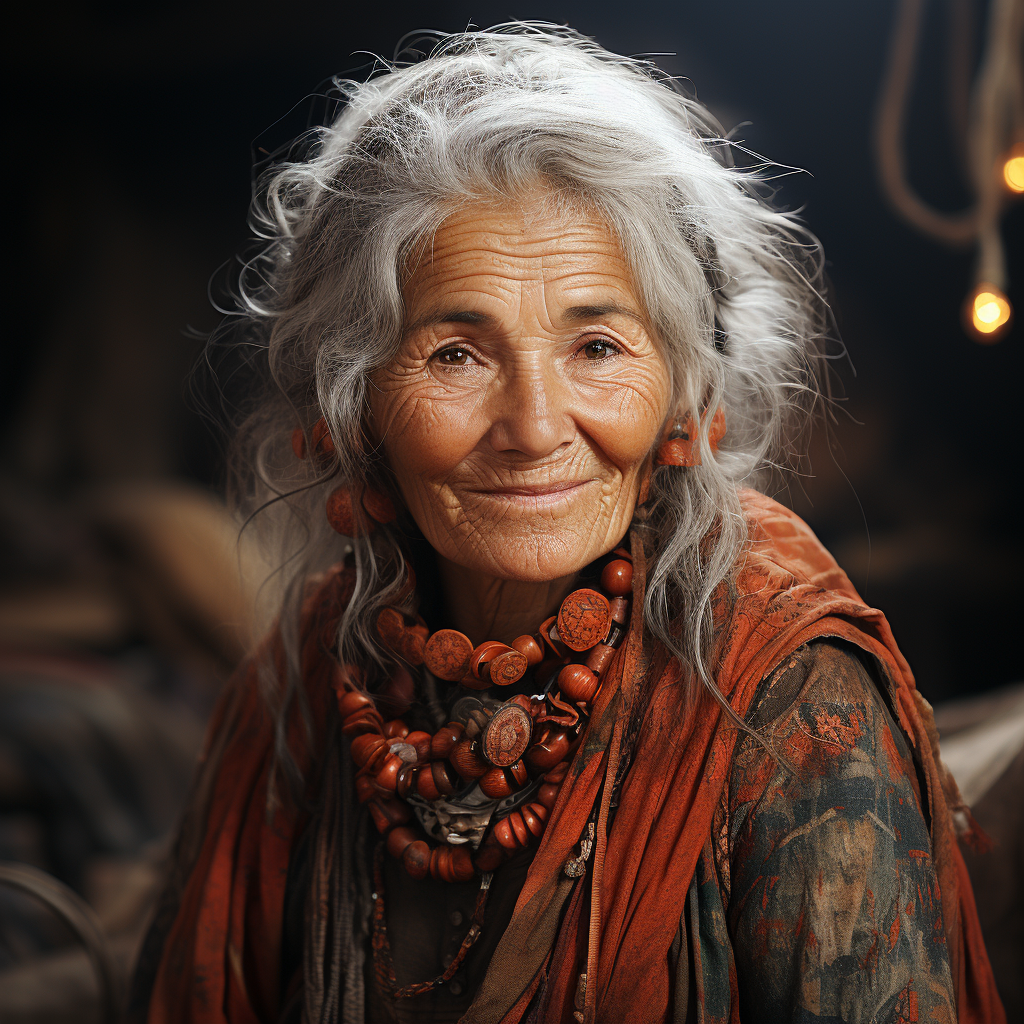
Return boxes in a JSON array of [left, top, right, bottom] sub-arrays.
[[561, 303, 647, 327], [404, 309, 497, 334]]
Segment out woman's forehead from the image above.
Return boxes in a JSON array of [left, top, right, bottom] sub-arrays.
[[403, 197, 642, 317]]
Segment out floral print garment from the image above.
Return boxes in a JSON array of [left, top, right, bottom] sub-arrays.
[[677, 640, 957, 1024]]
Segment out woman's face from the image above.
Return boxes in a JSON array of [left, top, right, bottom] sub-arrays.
[[369, 194, 672, 582]]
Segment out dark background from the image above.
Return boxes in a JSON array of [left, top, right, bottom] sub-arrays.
[[3, 0, 1022, 704]]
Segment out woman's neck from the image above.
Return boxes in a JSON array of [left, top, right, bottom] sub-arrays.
[[437, 557, 577, 647]]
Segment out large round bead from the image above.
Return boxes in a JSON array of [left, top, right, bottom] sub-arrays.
[[350, 733, 387, 770], [510, 634, 544, 667], [478, 760, 526, 799], [430, 723, 464, 760], [362, 488, 396, 525], [386, 826, 418, 859], [450, 846, 475, 882], [404, 730, 432, 761], [337, 689, 374, 718], [600, 559, 633, 597], [423, 629, 474, 681], [481, 703, 533, 767], [326, 486, 369, 536], [450, 739, 488, 779], [556, 589, 612, 651], [523, 728, 571, 774], [402, 840, 431, 880], [558, 663, 600, 703]]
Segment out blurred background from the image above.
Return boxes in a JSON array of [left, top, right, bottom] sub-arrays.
[[1, 1, 1021, 1020]]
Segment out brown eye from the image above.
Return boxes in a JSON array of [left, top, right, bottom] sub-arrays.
[[582, 339, 615, 359], [436, 347, 471, 365]]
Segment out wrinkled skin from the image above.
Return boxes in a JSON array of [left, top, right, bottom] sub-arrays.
[[368, 193, 672, 641]]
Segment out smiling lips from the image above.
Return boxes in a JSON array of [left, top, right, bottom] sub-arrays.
[[470, 480, 595, 507]]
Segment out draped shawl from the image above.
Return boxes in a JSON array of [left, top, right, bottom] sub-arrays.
[[137, 490, 1004, 1024]]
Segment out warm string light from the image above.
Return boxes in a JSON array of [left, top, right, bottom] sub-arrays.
[[1004, 147, 1024, 193], [877, 0, 1021, 346], [966, 283, 1013, 341]]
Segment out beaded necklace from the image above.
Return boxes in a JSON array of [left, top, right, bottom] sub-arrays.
[[333, 546, 633, 886]]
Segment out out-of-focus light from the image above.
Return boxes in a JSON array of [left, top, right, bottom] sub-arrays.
[[966, 283, 1012, 341], [1004, 149, 1024, 193]]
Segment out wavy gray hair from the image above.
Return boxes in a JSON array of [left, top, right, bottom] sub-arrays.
[[226, 23, 830, 782]]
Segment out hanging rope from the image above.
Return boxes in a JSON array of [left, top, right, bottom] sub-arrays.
[[874, 0, 1024, 336]]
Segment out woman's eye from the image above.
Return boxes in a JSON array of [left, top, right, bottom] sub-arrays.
[[435, 347, 472, 366], [581, 339, 617, 360]]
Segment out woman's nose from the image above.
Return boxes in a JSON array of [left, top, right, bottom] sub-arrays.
[[486, 362, 576, 460]]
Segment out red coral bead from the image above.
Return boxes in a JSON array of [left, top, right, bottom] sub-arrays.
[[450, 739, 488, 779], [481, 704, 533, 767], [508, 812, 529, 847], [416, 768, 441, 802], [374, 754, 404, 793], [404, 730, 432, 762], [510, 634, 544, 667], [610, 597, 629, 626], [430, 723, 464, 760], [403, 840, 431, 880], [341, 709, 384, 736], [451, 846, 475, 881], [350, 734, 387, 769], [326, 486, 370, 537], [524, 728, 571, 774], [402, 624, 428, 666], [522, 802, 548, 837], [338, 689, 374, 718], [386, 826, 418, 859], [435, 847, 456, 883], [557, 663, 600, 703], [585, 643, 616, 676], [600, 559, 633, 597], [493, 818, 518, 851], [478, 767, 513, 799], [537, 782, 560, 809]]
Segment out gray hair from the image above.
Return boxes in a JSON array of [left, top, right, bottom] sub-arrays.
[[226, 23, 830, 783]]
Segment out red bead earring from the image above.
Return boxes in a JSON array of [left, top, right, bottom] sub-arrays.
[[326, 484, 397, 537], [292, 416, 336, 465], [292, 416, 397, 536], [655, 407, 726, 467]]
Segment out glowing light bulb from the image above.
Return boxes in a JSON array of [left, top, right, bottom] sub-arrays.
[[966, 283, 1012, 341], [1004, 151, 1024, 193]]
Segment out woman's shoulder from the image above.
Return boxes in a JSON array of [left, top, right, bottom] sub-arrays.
[[722, 639, 956, 1022], [736, 637, 918, 793]]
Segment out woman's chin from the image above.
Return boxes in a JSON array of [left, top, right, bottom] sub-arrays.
[[441, 529, 608, 583]]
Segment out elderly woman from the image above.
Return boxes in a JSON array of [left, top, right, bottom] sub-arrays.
[[130, 25, 1003, 1024]]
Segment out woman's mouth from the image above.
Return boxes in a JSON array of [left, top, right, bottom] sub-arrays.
[[468, 479, 596, 509]]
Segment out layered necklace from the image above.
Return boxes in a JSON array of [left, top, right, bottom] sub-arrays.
[[335, 546, 633, 884]]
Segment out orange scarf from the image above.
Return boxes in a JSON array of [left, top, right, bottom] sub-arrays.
[[142, 491, 1004, 1024]]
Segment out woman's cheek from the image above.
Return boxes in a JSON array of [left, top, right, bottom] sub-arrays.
[[583, 382, 666, 471], [382, 388, 482, 482]]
